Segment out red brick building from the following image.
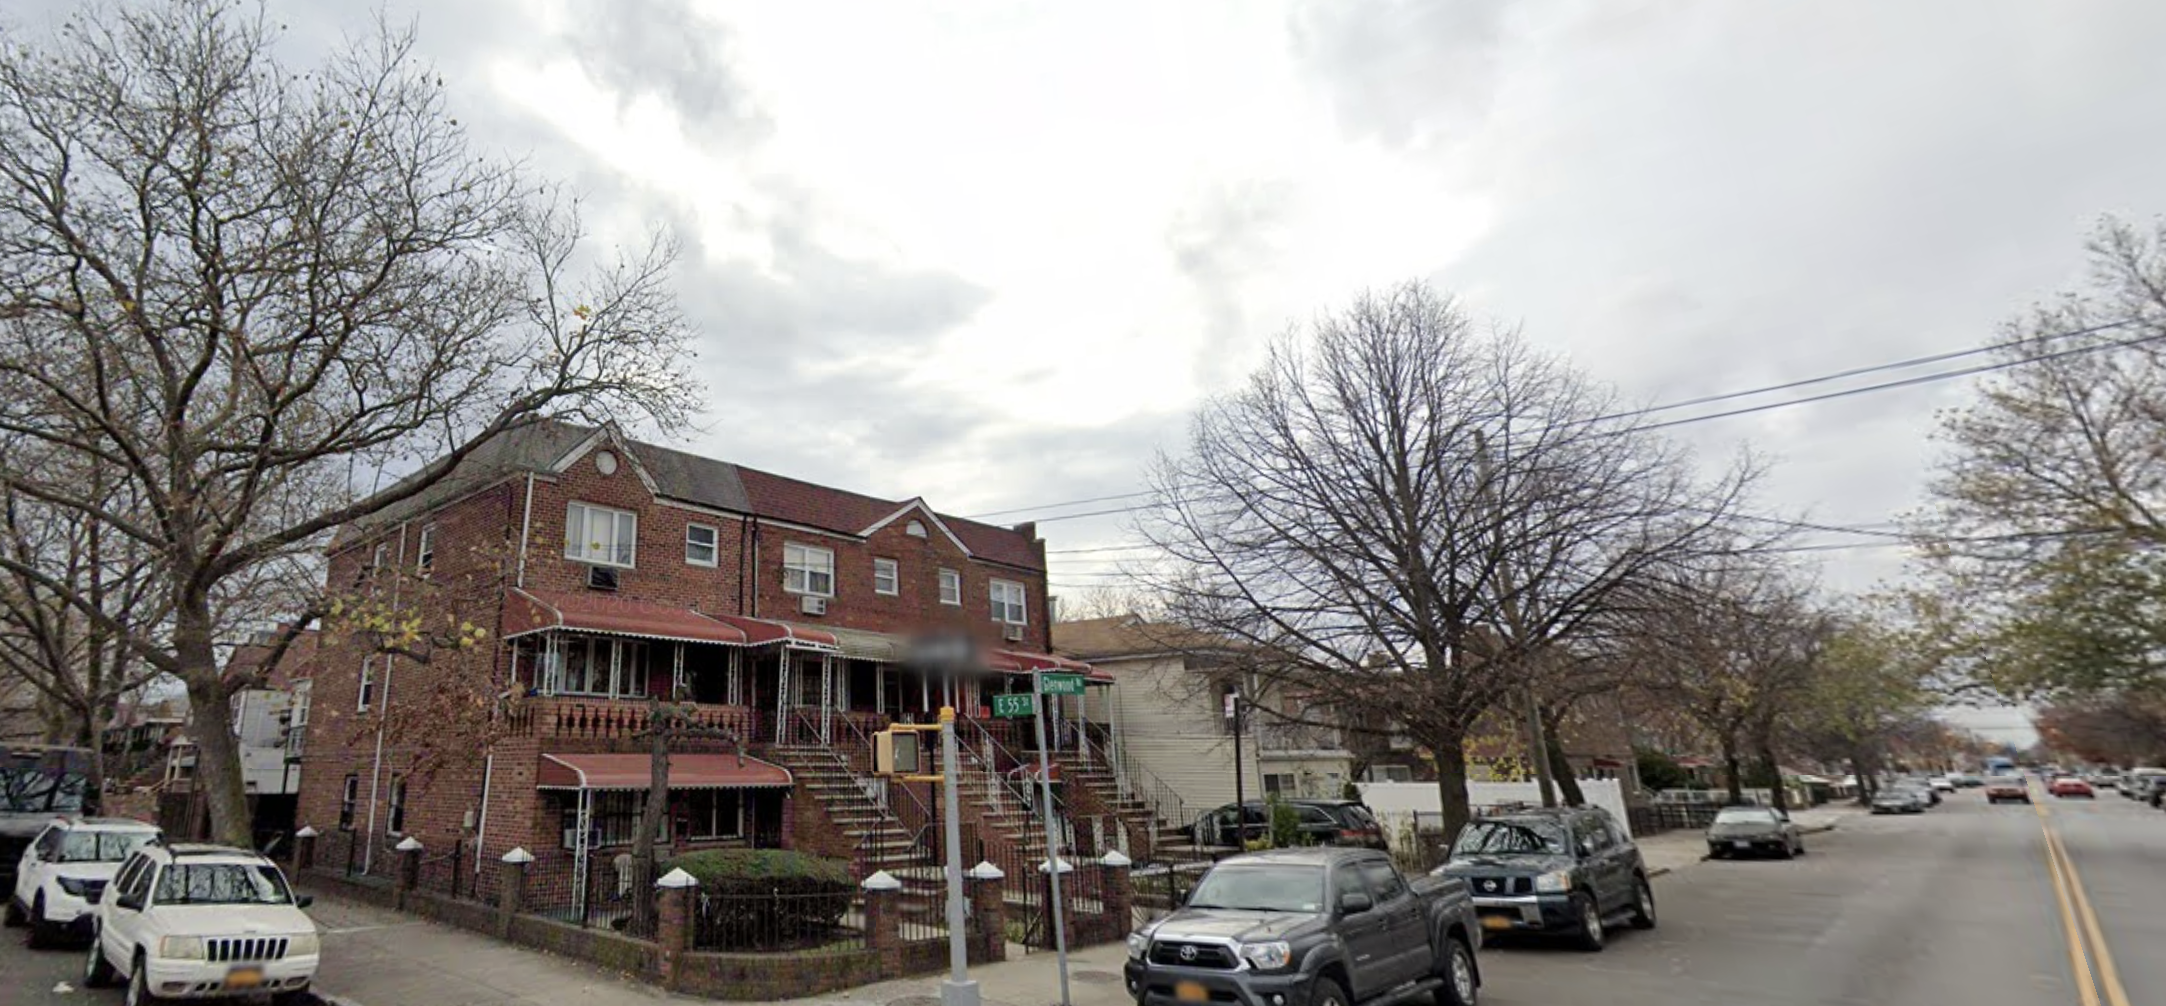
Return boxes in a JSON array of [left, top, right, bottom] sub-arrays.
[[294, 420, 1108, 916]]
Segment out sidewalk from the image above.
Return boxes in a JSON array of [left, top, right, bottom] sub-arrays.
[[304, 893, 1130, 1006], [1632, 802, 1860, 875]]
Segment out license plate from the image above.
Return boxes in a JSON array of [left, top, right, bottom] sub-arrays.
[[1732, 840, 1750, 849], [1176, 981, 1210, 1002], [1481, 915, 1513, 931], [225, 967, 264, 990]]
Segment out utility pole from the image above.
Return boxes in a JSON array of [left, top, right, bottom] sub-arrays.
[[1229, 688, 1246, 824], [1473, 430, 1557, 807]]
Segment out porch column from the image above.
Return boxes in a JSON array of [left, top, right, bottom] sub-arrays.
[[672, 643, 686, 700], [774, 652, 790, 741], [819, 653, 833, 743], [727, 649, 743, 706]]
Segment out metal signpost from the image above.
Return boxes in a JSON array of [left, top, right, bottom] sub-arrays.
[[898, 633, 982, 1006], [1033, 671, 1084, 1006]]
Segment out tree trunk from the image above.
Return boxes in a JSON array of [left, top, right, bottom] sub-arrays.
[[1430, 726, 1473, 843], [1719, 735, 1745, 805], [1539, 704, 1585, 807], [1849, 755, 1872, 806], [630, 701, 672, 936], [1756, 735, 1788, 813], [180, 659, 251, 846]]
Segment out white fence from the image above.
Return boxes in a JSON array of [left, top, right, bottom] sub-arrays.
[[1357, 779, 1635, 839]]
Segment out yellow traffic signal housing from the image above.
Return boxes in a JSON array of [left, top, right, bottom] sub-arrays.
[[875, 729, 922, 776]]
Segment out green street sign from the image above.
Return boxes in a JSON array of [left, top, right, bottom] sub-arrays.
[[1038, 673, 1086, 696], [992, 693, 1037, 719]]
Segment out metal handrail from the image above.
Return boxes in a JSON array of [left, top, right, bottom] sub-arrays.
[[1080, 724, 1198, 846], [826, 710, 937, 861], [958, 715, 1077, 855]]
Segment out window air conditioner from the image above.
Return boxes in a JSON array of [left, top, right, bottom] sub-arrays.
[[562, 827, 580, 850], [587, 566, 619, 591], [1003, 623, 1025, 642], [800, 595, 828, 616]]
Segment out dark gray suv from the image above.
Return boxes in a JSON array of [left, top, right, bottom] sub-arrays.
[[1431, 807, 1655, 951]]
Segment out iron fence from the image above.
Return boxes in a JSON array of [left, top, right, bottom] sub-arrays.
[[691, 888, 863, 952]]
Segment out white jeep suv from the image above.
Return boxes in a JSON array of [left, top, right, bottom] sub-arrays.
[[85, 842, 320, 1004], [7, 816, 161, 947]]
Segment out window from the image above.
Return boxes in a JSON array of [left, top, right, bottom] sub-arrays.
[[938, 568, 961, 606], [990, 579, 1026, 624], [782, 543, 834, 596], [906, 520, 927, 538], [577, 791, 667, 847], [1263, 773, 1294, 795], [372, 543, 389, 569], [416, 525, 435, 576], [339, 775, 359, 831], [685, 523, 718, 566], [873, 558, 899, 595], [387, 777, 408, 835], [357, 656, 377, 712], [287, 680, 311, 756], [683, 790, 743, 840], [1357, 860, 1408, 903], [565, 502, 638, 567], [548, 637, 649, 698]]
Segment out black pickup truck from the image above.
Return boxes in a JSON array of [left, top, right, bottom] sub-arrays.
[[1124, 848, 1482, 1006]]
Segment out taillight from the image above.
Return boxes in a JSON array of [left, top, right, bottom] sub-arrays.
[[1340, 829, 1364, 841]]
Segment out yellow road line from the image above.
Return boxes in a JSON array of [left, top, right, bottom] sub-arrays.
[[2049, 826, 2132, 1006], [2041, 819, 2101, 1006]]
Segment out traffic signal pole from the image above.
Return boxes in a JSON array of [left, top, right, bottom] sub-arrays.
[[939, 705, 977, 1006], [1033, 671, 1074, 1006]]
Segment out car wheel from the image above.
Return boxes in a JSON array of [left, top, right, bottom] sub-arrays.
[[1312, 975, 1351, 1006], [1793, 837, 1806, 856], [127, 951, 166, 1006], [84, 930, 117, 988], [1571, 892, 1605, 951], [1777, 840, 1795, 860], [1628, 876, 1656, 930], [25, 893, 55, 949], [2, 896, 22, 928], [1434, 936, 1477, 1006], [272, 986, 314, 1006], [1707, 846, 1725, 860]]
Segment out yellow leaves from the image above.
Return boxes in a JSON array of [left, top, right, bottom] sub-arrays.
[[571, 304, 592, 320]]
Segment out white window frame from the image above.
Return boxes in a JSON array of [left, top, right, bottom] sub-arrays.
[[387, 776, 408, 836], [565, 502, 638, 568], [782, 543, 835, 597], [938, 568, 961, 606], [547, 637, 649, 699], [873, 558, 900, 596], [990, 579, 1027, 625], [357, 656, 377, 712], [339, 775, 359, 831], [685, 523, 719, 567], [416, 524, 436, 576]]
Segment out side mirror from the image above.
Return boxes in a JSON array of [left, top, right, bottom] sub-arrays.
[[295, 895, 314, 909], [1338, 892, 1374, 916]]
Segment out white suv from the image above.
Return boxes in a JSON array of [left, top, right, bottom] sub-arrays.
[[84, 842, 320, 1004], [7, 816, 161, 948]]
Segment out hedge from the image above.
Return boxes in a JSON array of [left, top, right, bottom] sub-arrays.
[[666, 849, 854, 950]]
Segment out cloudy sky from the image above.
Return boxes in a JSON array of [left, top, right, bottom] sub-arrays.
[[23, 0, 2166, 745]]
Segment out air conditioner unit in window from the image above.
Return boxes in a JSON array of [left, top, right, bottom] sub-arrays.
[[587, 565, 619, 591], [1003, 623, 1026, 642], [800, 595, 828, 616], [562, 827, 580, 850]]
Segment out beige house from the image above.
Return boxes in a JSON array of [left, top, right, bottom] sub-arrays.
[[1053, 615, 1357, 825]]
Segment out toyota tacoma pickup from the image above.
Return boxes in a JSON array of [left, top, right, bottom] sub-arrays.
[[1124, 848, 1482, 1006]]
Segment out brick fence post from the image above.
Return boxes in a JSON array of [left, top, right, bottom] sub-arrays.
[[966, 860, 1007, 963], [294, 826, 318, 873], [394, 836, 423, 910], [1102, 850, 1133, 936], [655, 867, 698, 990], [497, 847, 533, 939], [862, 870, 904, 975], [1041, 856, 1075, 951]]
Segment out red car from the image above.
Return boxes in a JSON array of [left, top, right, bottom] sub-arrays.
[[2050, 776, 2095, 798]]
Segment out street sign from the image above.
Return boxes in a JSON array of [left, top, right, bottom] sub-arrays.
[[992, 693, 1036, 719], [1038, 673, 1086, 696]]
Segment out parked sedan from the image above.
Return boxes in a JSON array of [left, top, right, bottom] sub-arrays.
[[2049, 776, 2095, 798], [1705, 806, 1805, 859], [1984, 776, 2031, 804], [1871, 789, 1927, 814]]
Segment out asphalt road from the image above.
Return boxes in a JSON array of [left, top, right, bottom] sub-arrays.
[[1466, 781, 2156, 1006], [2, 784, 2156, 1006]]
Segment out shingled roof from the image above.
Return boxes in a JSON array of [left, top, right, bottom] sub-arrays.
[[346, 419, 1044, 571]]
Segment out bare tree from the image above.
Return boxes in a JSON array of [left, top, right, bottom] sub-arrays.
[[1139, 282, 1760, 837], [0, 3, 700, 844]]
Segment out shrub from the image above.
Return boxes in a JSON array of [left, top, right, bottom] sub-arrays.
[[666, 849, 854, 949]]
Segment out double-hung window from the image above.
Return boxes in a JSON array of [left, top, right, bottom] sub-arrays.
[[685, 524, 718, 566], [783, 543, 834, 596], [339, 775, 359, 831], [565, 502, 637, 567], [873, 558, 900, 595], [416, 525, 436, 577], [357, 657, 378, 712], [387, 777, 408, 835], [938, 568, 961, 606], [990, 579, 1027, 625]]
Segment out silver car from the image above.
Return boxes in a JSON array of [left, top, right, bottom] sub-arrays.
[[1705, 806, 1805, 859]]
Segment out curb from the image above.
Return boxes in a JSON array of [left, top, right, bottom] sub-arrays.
[[1799, 823, 1840, 835], [1647, 867, 1672, 879]]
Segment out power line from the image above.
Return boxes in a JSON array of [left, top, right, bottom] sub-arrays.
[[968, 317, 2148, 523]]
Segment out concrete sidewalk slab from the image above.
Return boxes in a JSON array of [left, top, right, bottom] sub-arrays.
[[305, 895, 674, 1006]]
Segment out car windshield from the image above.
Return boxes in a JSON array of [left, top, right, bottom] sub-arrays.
[[1714, 808, 1780, 824], [153, 863, 294, 906], [1185, 864, 1325, 913], [1452, 819, 1568, 856], [59, 830, 155, 863]]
